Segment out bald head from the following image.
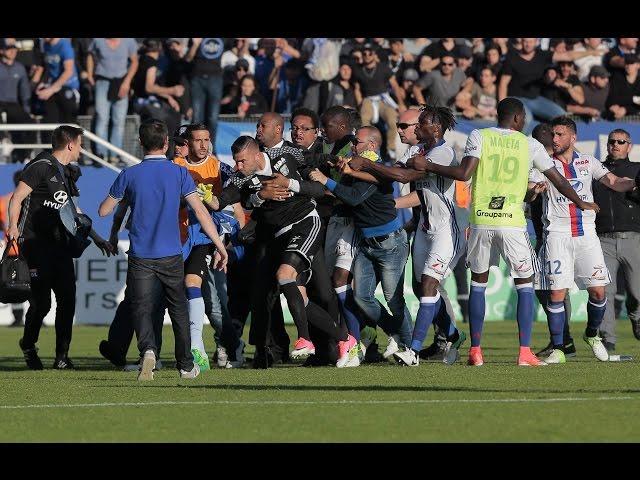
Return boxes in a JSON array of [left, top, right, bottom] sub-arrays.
[[256, 112, 285, 147], [397, 108, 421, 146], [355, 126, 382, 154]]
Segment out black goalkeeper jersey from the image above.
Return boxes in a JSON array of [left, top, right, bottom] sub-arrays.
[[219, 150, 317, 232]]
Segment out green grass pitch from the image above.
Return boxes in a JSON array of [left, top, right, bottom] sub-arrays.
[[1, 321, 639, 442]]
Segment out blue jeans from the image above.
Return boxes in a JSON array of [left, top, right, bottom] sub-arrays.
[[514, 96, 566, 134], [353, 229, 413, 346], [94, 79, 129, 157], [190, 74, 223, 153], [202, 267, 241, 354]]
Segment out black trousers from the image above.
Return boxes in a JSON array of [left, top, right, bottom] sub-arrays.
[[127, 255, 192, 371], [0, 101, 36, 162], [248, 239, 290, 357], [22, 247, 75, 356], [42, 88, 79, 144], [106, 282, 166, 363]]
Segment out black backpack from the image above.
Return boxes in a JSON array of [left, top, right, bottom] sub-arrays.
[[0, 239, 31, 304]]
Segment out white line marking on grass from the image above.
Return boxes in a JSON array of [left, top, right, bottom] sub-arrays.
[[0, 396, 636, 410]]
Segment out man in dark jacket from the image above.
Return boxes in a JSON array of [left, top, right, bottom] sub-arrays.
[[594, 128, 640, 350]]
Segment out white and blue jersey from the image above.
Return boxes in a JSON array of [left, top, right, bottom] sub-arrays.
[[529, 151, 609, 237]]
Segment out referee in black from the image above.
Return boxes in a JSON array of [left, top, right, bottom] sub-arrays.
[[8, 125, 115, 370]]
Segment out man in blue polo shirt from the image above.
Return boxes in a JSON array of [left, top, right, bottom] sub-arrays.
[[99, 119, 228, 381]]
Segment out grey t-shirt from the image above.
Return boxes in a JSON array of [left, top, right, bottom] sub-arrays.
[[89, 38, 138, 79], [416, 68, 466, 107]]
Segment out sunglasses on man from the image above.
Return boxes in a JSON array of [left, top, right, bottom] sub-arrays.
[[396, 122, 418, 130], [608, 139, 630, 145], [351, 138, 366, 146]]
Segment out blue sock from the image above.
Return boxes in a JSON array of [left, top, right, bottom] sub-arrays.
[[516, 283, 535, 347], [434, 296, 457, 337], [411, 293, 441, 352], [469, 281, 487, 347], [186, 287, 206, 352], [546, 300, 566, 347], [335, 286, 361, 341], [586, 297, 607, 335]]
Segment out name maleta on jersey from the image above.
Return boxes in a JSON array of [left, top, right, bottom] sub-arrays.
[[488, 135, 521, 150]]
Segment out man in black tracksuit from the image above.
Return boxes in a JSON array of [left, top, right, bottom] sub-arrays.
[[593, 128, 640, 350], [214, 135, 352, 367], [7, 125, 114, 370]]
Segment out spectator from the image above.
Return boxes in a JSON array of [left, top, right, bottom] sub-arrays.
[[455, 45, 474, 77], [300, 38, 341, 83], [413, 53, 469, 108], [269, 58, 309, 114], [567, 65, 610, 120], [490, 38, 510, 58], [72, 38, 94, 116], [403, 38, 430, 61], [302, 61, 359, 115], [603, 38, 638, 79], [254, 38, 277, 102], [542, 61, 584, 111], [395, 68, 421, 108], [471, 38, 486, 56], [37, 38, 80, 130], [87, 38, 139, 165], [221, 59, 249, 113], [164, 38, 193, 120], [352, 43, 405, 159], [131, 39, 183, 141], [498, 37, 596, 132], [339, 38, 367, 63], [350, 46, 364, 68], [0, 38, 36, 163], [386, 38, 406, 77], [418, 37, 457, 73], [186, 37, 225, 154], [13, 38, 44, 88], [606, 54, 640, 119], [229, 74, 267, 118], [221, 38, 255, 74], [471, 42, 503, 79], [455, 66, 498, 120], [572, 38, 609, 81]]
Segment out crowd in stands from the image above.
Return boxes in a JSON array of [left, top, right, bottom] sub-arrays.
[[1, 37, 639, 164]]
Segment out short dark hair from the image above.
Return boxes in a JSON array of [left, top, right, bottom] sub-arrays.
[[531, 123, 553, 150], [497, 97, 525, 123], [550, 115, 577, 134], [51, 125, 83, 151], [347, 108, 361, 130], [139, 119, 168, 151], [231, 135, 259, 156], [186, 123, 209, 139], [291, 108, 320, 129], [322, 106, 352, 130], [609, 128, 631, 140]]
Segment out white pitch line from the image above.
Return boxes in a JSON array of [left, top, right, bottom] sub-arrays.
[[0, 396, 636, 410]]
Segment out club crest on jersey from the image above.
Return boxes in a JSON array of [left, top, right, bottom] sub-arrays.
[[489, 196, 505, 209], [273, 157, 289, 176], [579, 168, 589, 177]]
